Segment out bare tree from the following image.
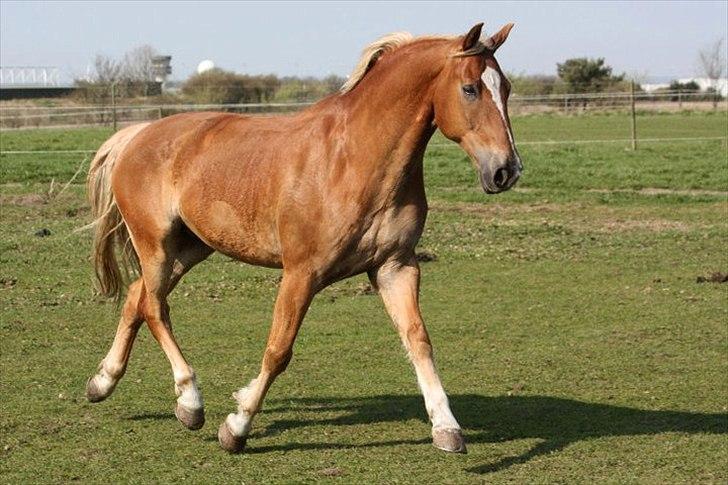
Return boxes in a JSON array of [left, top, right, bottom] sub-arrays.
[[92, 45, 158, 83], [698, 38, 725, 106], [93, 54, 122, 83], [121, 45, 157, 82]]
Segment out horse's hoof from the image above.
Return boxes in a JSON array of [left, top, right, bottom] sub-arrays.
[[175, 403, 205, 430], [432, 428, 467, 453], [218, 421, 246, 453], [85, 375, 111, 403]]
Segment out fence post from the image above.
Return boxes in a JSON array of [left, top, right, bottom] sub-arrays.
[[158, 106, 163, 120], [678, 89, 682, 109], [111, 82, 117, 132], [630, 80, 637, 150]]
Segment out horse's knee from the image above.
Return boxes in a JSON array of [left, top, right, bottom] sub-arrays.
[[263, 346, 293, 376]]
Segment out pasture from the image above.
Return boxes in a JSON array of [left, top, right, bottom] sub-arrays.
[[1, 111, 727, 482]]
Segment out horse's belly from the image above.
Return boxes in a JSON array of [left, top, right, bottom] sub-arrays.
[[181, 199, 283, 268]]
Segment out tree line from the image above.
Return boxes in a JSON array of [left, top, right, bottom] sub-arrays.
[[76, 41, 724, 104]]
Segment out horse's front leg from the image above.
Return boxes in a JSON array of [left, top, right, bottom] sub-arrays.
[[369, 255, 466, 453], [218, 269, 316, 453]]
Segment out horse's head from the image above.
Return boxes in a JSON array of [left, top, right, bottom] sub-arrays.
[[433, 23, 522, 194]]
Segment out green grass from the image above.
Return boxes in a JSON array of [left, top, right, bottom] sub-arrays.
[[1, 112, 727, 483]]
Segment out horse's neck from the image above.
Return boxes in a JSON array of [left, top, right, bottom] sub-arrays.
[[341, 49, 443, 183]]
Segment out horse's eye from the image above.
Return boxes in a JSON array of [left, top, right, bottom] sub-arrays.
[[462, 84, 477, 97]]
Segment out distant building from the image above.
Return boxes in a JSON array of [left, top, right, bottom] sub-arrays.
[[151, 55, 172, 86], [641, 83, 670, 92]]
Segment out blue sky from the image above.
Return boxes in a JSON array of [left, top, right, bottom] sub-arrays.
[[1, 1, 726, 83]]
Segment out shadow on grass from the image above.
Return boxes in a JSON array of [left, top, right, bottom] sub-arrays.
[[255, 394, 727, 474]]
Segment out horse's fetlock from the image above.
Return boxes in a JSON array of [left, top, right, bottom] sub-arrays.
[[97, 358, 124, 379], [226, 412, 253, 437]]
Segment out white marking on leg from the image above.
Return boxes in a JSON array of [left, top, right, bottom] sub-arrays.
[[226, 412, 253, 437], [393, 316, 461, 431], [174, 370, 204, 410], [91, 366, 117, 395], [413, 362, 461, 430], [232, 377, 259, 406], [226, 378, 260, 437]]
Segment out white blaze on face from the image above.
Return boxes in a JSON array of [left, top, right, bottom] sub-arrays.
[[481, 66, 522, 169]]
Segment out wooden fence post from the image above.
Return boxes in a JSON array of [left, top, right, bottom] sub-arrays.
[[630, 80, 637, 150], [111, 83, 117, 132]]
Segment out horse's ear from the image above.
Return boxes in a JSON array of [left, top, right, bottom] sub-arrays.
[[462, 23, 484, 52], [485, 23, 514, 52]]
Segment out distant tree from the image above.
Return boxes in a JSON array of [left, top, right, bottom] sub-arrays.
[[93, 55, 122, 84], [323, 74, 346, 93], [181, 69, 281, 104], [508, 74, 565, 96], [91, 45, 158, 84], [182, 68, 246, 104], [698, 38, 726, 85], [698, 38, 725, 106], [668, 80, 700, 92], [656, 80, 702, 102], [556, 58, 624, 93], [76, 44, 161, 101], [120, 45, 158, 83]]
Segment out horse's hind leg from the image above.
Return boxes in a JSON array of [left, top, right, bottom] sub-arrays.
[[134, 226, 212, 430], [369, 255, 466, 453], [86, 278, 145, 402], [86, 222, 212, 430]]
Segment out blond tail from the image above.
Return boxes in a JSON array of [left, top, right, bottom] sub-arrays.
[[86, 123, 150, 300]]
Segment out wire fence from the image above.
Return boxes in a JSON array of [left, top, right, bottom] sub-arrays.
[[0, 87, 726, 160], [1, 88, 726, 131]]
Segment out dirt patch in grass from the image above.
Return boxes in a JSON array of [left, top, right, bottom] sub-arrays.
[[0, 194, 47, 206], [429, 200, 574, 217], [589, 188, 728, 197], [430, 200, 709, 234], [597, 219, 691, 233]]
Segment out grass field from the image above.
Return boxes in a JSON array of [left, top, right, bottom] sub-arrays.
[[1, 111, 727, 483]]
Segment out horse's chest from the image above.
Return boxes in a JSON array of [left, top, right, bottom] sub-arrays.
[[354, 202, 426, 265]]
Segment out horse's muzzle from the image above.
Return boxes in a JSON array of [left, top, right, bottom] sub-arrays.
[[480, 160, 521, 194]]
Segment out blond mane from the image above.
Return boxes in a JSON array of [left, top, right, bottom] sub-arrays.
[[340, 32, 486, 93], [340, 32, 415, 93]]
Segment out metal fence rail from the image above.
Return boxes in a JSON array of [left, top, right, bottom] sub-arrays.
[[1, 90, 726, 130], [2, 137, 726, 161], [1, 87, 726, 158]]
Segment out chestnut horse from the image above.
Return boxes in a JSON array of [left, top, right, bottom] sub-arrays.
[[85, 22, 522, 454]]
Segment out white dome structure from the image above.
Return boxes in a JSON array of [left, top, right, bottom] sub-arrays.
[[197, 60, 215, 74]]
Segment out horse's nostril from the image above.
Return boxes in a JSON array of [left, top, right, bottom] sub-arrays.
[[494, 168, 509, 188]]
